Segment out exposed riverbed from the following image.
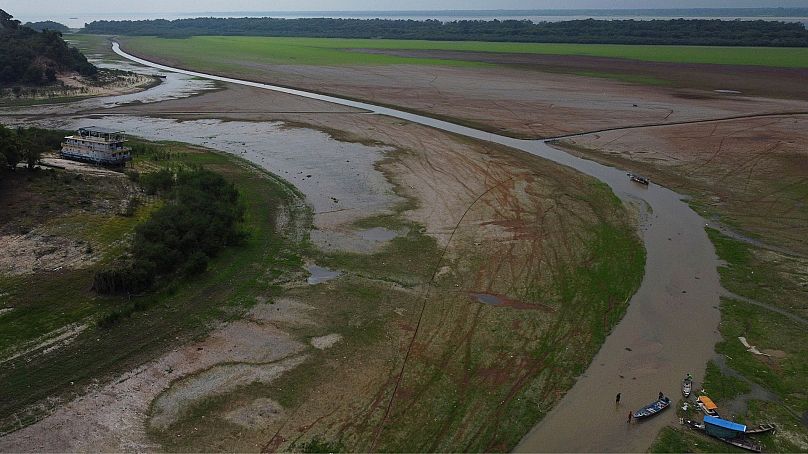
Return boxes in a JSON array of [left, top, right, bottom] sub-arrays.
[[107, 42, 723, 452], [0, 42, 724, 452]]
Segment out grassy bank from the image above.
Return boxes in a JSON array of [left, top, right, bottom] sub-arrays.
[[117, 36, 808, 68], [0, 141, 310, 433]]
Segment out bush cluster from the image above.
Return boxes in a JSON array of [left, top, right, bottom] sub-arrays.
[[93, 168, 246, 294]]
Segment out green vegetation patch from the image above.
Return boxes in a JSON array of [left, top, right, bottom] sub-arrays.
[[122, 36, 808, 69], [702, 360, 751, 403], [0, 140, 310, 433]]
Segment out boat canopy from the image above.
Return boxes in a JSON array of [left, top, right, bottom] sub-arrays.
[[704, 415, 747, 433], [698, 396, 718, 410]]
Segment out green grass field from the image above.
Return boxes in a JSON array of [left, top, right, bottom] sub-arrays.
[[118, 35, 808, 68]]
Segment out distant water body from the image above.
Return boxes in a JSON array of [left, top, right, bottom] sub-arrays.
[[22, 8, 808, 29]]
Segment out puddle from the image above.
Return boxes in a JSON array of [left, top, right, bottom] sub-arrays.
[[357, 227, 401, 242], [306, 265, 341, 285], [470, 293, 555, 312], [473, 293, 504, 306]]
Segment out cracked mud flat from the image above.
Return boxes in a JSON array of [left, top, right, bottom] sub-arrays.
[[0, 303, 310, 452]]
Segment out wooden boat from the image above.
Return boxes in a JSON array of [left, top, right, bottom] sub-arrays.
[[633, 396, 670, 419], [746, 423, 776, 434], [719, 436, 762, 453], [682, 376, 693, 398], [684, 417, 770, 452], [697, 395, 719, 417]]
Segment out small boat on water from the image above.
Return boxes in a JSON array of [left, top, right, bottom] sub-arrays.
[[697, 395, 719, 417], [633, 395, 670, 419], [629, 174, 650, 185], [682, 375, 693, 398]]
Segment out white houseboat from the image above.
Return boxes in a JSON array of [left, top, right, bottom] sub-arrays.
[[60, 126, 131, 166]]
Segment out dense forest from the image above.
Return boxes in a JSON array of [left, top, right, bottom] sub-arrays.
[[83, 17, 808, 46], [22, 20, 70, 33], [1, 9, 96, 86]]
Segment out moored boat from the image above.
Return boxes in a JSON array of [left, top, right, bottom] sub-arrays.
[[697, 395, 719, 417], [682, 375, 693, 398], [633, 395, 670, 419], [746, 423, 776, 434]]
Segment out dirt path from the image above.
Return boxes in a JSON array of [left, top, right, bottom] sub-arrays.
[[111, 43, 725, 452]]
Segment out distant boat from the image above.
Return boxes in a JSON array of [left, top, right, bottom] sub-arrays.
[[633, 395, 670, 419], [628, 173, 650, 185], [682, 375, 693, 397]]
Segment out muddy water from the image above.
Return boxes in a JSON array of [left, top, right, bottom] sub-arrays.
[[110, 43, 722, 452]]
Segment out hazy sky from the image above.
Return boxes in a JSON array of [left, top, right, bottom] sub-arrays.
[[5, 0, 808, 15]]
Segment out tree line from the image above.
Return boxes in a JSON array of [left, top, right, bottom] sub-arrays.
[[23, 20, 70, 33], [83, 17, 808, 47], [93, 168, 246, 295], [1, 9, 96, 86]]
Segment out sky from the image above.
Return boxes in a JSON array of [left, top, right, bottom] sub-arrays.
[[4, 0, 808, 15]]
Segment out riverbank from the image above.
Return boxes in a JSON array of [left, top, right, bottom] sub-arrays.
[[552, 119, 808, 451]]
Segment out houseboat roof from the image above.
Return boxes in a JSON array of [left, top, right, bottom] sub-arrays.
[[78, 126, 125, 135], [704, 415, 747, 433], [698, 396, 718, 410]]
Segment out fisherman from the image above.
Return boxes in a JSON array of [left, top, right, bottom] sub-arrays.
[[627, 411, 633, 423], [616, 393, 621, 404], [658, 391, 664, 400]]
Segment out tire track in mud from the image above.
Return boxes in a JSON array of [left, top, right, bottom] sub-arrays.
[[370, 175, 516, 450]]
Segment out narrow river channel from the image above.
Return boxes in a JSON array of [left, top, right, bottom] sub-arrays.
[[112, 42, 722, 452]]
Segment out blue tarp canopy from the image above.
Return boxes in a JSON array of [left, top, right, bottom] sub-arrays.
[[704, 415, 747, 433]]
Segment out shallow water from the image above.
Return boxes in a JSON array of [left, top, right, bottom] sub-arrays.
[[356, 227, 402, 242], [306, 265, 341, 285], [472, 293, 504, 306]]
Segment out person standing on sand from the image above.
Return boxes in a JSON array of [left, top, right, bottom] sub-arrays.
[[627, 411, 633, 423], [616, 393, 621, 404]]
